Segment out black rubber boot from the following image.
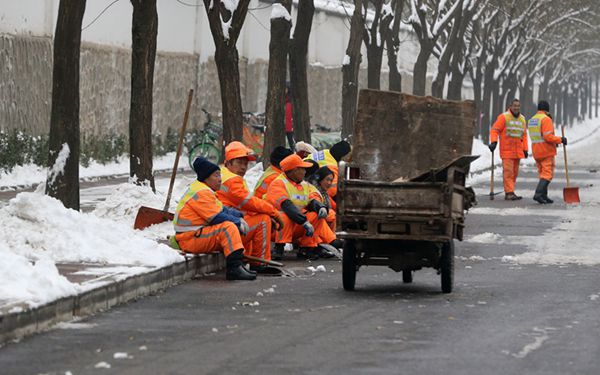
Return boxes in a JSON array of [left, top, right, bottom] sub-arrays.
[[249, 264, 283, 275], [541, 179, 553, 203], [226, 250, 256, 281], [533, 180, 547, 204], [272, 243, 285, 261], [297, 247, 319, 260], [330, 239, 344, 249]]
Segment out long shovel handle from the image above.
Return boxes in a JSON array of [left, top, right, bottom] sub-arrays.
[[163, 89, 194, 212], [490, 150, 495, 199], [561, 125, 570, 188]]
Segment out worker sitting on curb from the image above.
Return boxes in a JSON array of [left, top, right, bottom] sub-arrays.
[[254, 146, 294, 199], [308, 166, 338, 233], [172, 157, 256, 281], [527, 100, 567, 204], [266, 154, 336, 260], [306, 140, 352, 200], [489, 99, 528, 200], [216, 141, 285, 274]]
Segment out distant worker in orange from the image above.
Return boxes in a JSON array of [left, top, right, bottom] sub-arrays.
[[254, 146, 293, 199], [527, 100, 567, 204], [266, 154, 336, 260], [216, 141, 285, 273], [173, 157, 256, 281], [489, 99, 528, 200]]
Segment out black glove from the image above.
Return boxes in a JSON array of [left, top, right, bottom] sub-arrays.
[[523, 150, 528, 158], [562, 137, 567, 146], [488, 142, 497, 152]]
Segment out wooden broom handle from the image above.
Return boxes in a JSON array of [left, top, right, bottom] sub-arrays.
[[163, 89, 194, 212]]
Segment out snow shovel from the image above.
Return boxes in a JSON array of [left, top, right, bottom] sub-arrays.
[[134, 89, 194, 230], [561, 126, 580, 204]]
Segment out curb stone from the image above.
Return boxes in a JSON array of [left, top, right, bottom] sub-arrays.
[[0, 253, 224, 345]]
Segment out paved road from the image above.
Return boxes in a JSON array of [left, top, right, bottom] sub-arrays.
[[1, 166, 599, 375]]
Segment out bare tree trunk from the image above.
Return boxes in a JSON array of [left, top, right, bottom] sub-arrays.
[[46, 0, 86, 210], [412, 44, 433, 96], [363, 0, 392, 90], [589, 76, 593, 119], [263, 0, 292, 165], [341, 0, 364, 139], [204, 0, 251, 146], [596, 74, 599, 118], [129, 0, 157, 191], [431, 9, 463, 98], [289, 0, 314, 144], [386, 0, 404, 92]]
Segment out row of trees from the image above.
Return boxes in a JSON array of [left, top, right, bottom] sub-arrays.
[[340, 0, 600, 139], [46, 0, 600, 210]]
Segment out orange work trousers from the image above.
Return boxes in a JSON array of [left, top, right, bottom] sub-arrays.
[[242, 213, 271, 261], [326, 210, 336, 232], [502, 158, 521, 194], [176, 221, 243, 257], [535, 157, 555, 181], [276, 211, 331, 248]]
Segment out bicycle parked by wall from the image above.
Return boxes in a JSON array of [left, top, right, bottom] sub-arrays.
[[187, 108, 222, 168]]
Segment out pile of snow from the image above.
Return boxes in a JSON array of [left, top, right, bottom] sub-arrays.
[[0, 153, 184, 191], [465, 232, 505, 244], [0, 190, 182, 307]]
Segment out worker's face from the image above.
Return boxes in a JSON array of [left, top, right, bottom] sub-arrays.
[[226, 157, 248, 177], [510, 101, 521, 116], [287, 168, 306, 183], [204, 170, 221, 191], [319, 174, 334, 191]]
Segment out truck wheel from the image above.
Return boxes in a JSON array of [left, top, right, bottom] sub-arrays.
[[342, 240, 357, 291], [402, 270, 413, 283], [440, 240, 454, 293]]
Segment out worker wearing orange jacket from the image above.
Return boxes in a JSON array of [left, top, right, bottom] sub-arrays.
[[216, 141, 285, 272], [173, 157, 256, 281], [489, 99, 529, 200], [254, 146, 293, 199], [306, 140, 352, 200], [266, 154, 336, 260], [528, 100, 567, 204]]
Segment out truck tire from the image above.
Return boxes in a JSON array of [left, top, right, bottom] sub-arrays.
[[440, 240, 454, 293], [402, 270, 413, 283], [342, 240, 357, 291]]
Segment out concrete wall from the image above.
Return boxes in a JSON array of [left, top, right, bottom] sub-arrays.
[[0, 0, 444, 138]]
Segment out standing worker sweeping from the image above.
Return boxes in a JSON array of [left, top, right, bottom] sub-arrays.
[[489, 99, 529, 200], [527, 100, 567, 204]]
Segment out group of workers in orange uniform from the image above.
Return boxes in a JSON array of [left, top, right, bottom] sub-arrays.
[[489, 99, 567, 204], [172, 139, 351, 281]]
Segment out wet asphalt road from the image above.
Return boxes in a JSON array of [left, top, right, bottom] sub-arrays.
[[1, 166, 599, 375]]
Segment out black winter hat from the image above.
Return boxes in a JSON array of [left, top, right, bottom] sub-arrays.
[[329, 140, 351, 162], [538, 100, 550, 112], [305, 159, 319, 179], [315, 166, 334, 183], [270, 146, 293, 167], [193, 157, 220, 182]]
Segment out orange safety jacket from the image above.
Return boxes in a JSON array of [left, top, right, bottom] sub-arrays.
[[216, 166, 278, 217], [266, 173, 311, 211], [173, 181, 223, 232], [490, 111, 528, 159], [254, 165, 284, 199], [527, 111, 563, 159]]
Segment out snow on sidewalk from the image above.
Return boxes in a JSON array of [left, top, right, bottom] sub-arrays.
[[0, 162, 264, 309]]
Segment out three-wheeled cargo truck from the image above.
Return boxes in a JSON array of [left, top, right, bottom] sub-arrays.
[[337, 90, 478, 293]]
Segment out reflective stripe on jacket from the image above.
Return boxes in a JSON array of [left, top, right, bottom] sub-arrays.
[[266, 173, 310, 210], [173, 181, 223, 232], [528, 111, 563, 159], [490, 111, 528, 159]]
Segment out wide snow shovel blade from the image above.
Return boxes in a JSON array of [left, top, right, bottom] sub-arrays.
[[561, 126, 580, 204], [134, 89, 194, 230], [134, 206, 174, 230]]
